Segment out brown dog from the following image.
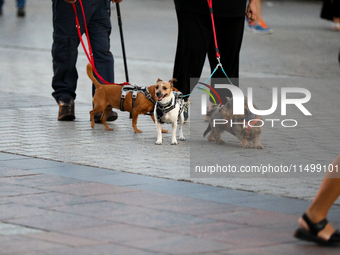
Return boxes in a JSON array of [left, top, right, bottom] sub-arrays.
[[87, 63, 167, 133]]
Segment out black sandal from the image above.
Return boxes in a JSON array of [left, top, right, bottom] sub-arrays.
[[294, 213, 340, 245]]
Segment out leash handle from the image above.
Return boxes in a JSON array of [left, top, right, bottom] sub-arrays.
[[207, 0, 220, 59]]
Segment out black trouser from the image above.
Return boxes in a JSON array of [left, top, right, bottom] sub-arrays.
[[173, 10, 245, 104], [51, 0, 114, 102]]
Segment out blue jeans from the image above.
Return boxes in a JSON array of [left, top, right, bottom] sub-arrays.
[[17, 0, 25, 8], [51, 0, 114, 102], [0, 0, 26, 10]]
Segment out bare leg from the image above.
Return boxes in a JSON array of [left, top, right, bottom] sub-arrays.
[[299, 154, 340, 240], [333, 17, 340, 31], [255, 0, 263, 23]]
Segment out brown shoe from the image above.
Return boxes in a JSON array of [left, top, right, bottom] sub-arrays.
[[58, 99, 75, 121], [94, 110, 118, 123]]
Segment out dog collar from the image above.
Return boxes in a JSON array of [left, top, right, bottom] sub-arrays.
[[157, 97, 173, 110], [244, 113, 255, 121]]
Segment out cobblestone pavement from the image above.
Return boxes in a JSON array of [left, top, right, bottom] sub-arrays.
[[0, 1, 339, 202]]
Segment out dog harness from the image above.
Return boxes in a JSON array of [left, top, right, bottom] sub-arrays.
[[225, 113, 262, 139], [156, 92, 185, 124], [120, 85, 156, 112]]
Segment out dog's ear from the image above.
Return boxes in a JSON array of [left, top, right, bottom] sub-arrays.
[[157, 78, 163, 83], [169, 78, 177, 87], [226, 98, 233, 109], [226, 97, 231, 101]]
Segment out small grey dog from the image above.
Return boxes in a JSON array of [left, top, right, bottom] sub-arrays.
[[203, 98, 263, 149]]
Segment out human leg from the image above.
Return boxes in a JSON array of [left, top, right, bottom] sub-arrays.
[[251, 0, 273, 34], [332, 17, 340, 31], [17, 0, 25, 8], [88, 0, 117, 122], [0, 0, 3, 15], [87, 0, 114, 96], [172, 10, 212, 98], [172, 11, 212, 121], [51, 0, 79, 103], [295, 154, 340, 243], [17, 0, 25, 17], [51, 0, 82, 120]]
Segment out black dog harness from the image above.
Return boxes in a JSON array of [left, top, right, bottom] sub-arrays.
[[156, 92, 184, 124], [120, 85, 156, 112]]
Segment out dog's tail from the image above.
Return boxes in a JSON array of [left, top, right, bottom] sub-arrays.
[[86, 63, 102, 89], [203, 123, 211, 137]]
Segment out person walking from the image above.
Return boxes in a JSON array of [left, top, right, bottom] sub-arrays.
[[52, 0, 122, 121], [294, 154, 340, 245], [172, 0, 257, 122], [0, 0, 26, 17], [246, 0, 273, 34]]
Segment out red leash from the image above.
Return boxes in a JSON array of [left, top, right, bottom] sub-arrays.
[[72, 0, 129, 86], [207, 0, 220, 59]]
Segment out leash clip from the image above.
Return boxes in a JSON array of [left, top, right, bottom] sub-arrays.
[[216, 56, 223, 69]]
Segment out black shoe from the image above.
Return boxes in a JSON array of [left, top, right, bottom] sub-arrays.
[[17, 7, 25, 17], [294, 213, 340, 245], [58, 99, 75, 121], [94, 110, 118, 123]]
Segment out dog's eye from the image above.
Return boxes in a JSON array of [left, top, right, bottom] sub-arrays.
[[156, 85, 159, 89], [163, 86, 167, 90]]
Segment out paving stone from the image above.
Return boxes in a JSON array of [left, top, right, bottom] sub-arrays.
[[27, 232, 106, 248], [0, 235, 66, 254], [64, 223, 181, 244], [6, 211, 114, 232], [0, 203, 51, 220], [0, 192, 105, 208], [38, 182, 136, 196], [42, 244, 163, 255]]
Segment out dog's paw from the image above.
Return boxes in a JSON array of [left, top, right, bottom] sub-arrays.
[[162, 129, 168, 133], [171, 141, 178, 145], [216, 139, 225, 145], [254, 144, 264, 149], [105, 127, 114, 131], [155, 141, 162, 145], [134, 129, 143, 133], [241, 140, 251, 148], [179, 136, 186, 141]]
